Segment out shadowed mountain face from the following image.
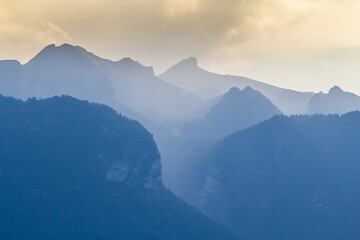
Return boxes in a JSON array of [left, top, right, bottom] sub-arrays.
[[307, 86, 360, 114], [192, 113, 360, 240], [0, 44, 202, 124], [160, 57, 313, 115], [181, 86, 282, 140], [0, 95, 240, 240]]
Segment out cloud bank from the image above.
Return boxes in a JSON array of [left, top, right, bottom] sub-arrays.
[[1, 0, 360, 93]]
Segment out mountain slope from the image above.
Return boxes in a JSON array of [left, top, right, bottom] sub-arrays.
[[160, 57, 313, 115], [182, 86, 282, 140], [193, 113, 360, 240], [0, 95, 240, 240], [307, 85, 360, 114]]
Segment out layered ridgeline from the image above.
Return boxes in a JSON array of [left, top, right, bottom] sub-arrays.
[[160, 57, 313, 115], [192, 113, 360, 240], [0, 44, 202, 124], [307, 86, 360, 114], [181, 87, 282, 140], [0, 95, 240, 240], [159, 86, 281, 203]]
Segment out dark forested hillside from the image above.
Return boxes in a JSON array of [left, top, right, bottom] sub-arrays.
[[0, 95, 240, 240], [193, 113, 360, 240]]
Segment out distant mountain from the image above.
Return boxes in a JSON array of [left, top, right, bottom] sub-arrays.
[[0, 44, 202, 124], [160, 57, 313, 115], [181, 86, 282, 140], [0, 95, 240, 240], [24, 44, 117, 105], [307, 85, 360, 114], [94, 52, 202, 121], [159, 87, 281, 202], [0, 60, 22, 97], [192, 113, 360, 240]]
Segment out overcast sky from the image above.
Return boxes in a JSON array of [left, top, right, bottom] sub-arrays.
[[1, 0, 360, 93]]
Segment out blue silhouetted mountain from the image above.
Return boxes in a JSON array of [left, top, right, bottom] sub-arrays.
[[0, 60, 22, 97], [181, 86, 282, 140], [0, 44, 202, 123], [160, 57, 313, 114], [24, 44, 117, 105], [191, 113, 360, 240], [307, 85, 360, 114], [98, 54, 202, 121], [0, 95, 240, 240]]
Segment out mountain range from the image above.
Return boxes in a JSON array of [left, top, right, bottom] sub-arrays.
[[0, 95, 240, 240], [0, 44, 202, 128], [2, 43, 360, 126], [192, 113, 360, 240], [160, 57, 314, 115], [3, 43, 360, 239]]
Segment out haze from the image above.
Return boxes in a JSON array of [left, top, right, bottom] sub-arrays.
[[1, 0, 360, 93]]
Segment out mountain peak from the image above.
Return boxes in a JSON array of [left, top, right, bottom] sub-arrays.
[[58, 43, 76, 49], [329, 85, 344, 95], [307, 85, 360, 114], [118, 57, 155, 76], [224, 87, 241, 97], [40, 43, 78, 53], [224, 86, 257, 99], [0, 60, 21, 67], [26, 43, 83, 66], [118, 57, 137, 64], [182, 86, 281, 140], [177, 57, 198, 68], [242, 86, 256, 93]]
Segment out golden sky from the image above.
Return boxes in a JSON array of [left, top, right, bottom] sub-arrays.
[[1, 0, 360, 93]]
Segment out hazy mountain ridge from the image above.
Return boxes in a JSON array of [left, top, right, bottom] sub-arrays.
[[307, 85, 360, 114], [0, 44, 203, 128], [160, 57, 314, 115], [181, 86, 282, 140], [0, 95, 240, 240], [3, 43, 360, 240], [191, 112, 360, 240]]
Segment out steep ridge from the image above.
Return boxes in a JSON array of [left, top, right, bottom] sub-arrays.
[[307, 85, 360, 114], [160, 57, 313, 115], [193, 113, 360, 240], [0, 95, 240, 240]]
